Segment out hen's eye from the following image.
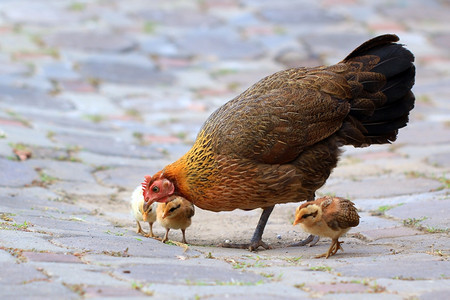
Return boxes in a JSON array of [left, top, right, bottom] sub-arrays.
[[152, 186, 160, 193]]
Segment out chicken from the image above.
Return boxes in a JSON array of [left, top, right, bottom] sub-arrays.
[[156, 196, 195, 244], [293, 196, 360, 258], [142, 34, 415, 251], [130, 185, 157, 237]]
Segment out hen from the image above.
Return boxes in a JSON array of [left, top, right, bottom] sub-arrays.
[[130, 185, 157, 237], [143, 34, 415, 250], [293, 196, 360, 258], [156, 196, 195, 244]]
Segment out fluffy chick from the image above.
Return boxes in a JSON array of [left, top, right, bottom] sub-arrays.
[[130, 185, 157, 237], [157, 196, 195, 244], [293, 196, 359, 258]]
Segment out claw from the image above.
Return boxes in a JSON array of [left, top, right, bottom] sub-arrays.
[[289, 234, 320, 247], [219, 240, 272, 251]]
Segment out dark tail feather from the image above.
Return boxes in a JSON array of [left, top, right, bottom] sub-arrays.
[[339, 34, 415, 147]]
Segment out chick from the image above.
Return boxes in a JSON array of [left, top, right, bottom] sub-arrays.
[[293, 196, 359, 258], [157, 196, 195, 244], [130, 185, 157, 237]]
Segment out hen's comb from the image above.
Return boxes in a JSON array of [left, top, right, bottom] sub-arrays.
[[142, 175, 152, 193]]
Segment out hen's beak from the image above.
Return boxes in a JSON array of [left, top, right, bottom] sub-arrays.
[[143, 201, 153, 215]]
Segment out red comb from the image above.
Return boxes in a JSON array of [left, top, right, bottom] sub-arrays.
[[141, 175, 152, 193]]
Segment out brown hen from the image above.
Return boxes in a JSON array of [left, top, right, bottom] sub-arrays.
[[143, 34, 415, 250]]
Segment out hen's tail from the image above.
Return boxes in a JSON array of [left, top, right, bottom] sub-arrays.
[[338, 34, 415, 147]]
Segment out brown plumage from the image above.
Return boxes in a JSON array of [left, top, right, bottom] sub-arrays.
[[293, 196, 360, 258], [143, 34, 415, 250], [157, 196, 195, 244]]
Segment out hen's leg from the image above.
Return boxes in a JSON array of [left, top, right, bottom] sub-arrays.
[[220, 206, 274, 251], [289, 234, 320, 247]]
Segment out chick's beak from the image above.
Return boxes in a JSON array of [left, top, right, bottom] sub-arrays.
[[293, 215, 301, 226]]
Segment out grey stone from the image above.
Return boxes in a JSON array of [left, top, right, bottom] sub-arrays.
[[0, 250, 15, 263], [21, 111, 113, 132], [25, 159, 96, 183], [427, 152, 450, 168], [396, 122, 450, 145], [0, 261, 47, 284], [431, 33, 450, 51], [0, 158, 39, 187], [260, 5, 344, 25], [52, 132, 164, 159], [1, 2, 81, 25], [335, 254, 450, 279], [52, 233, 194, 257], [0, 281, 78, 299], [78, 55, 175, 86], [322, 176, 443, 199], [387, 197, 450, 230], [39, 62, 80, 81], [140, 37, 179, 57], [138, 9, 222, 27], [94, 166, 155, 188], [302, 33, 371, 59], [0, 61, 30, 76], [0, 186, 91, 214], [45, 31, 136, 53], [13, 213, 114, 237], [34, 262, 128, 286], [0, 85, 75, 111], [175, 28, 265, 60], [49, 181, 117, 196], [0, 230, 68, 252], [114, 262, 265, 285], [420, 289, 450, 300]]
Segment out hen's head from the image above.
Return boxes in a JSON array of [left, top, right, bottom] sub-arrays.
[[142, 174, 175, 206]]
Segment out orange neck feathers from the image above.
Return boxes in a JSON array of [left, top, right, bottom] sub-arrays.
[[161, 154, 191, 199]]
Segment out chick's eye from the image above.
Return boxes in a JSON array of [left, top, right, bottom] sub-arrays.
[[152, 186, 160, 193]]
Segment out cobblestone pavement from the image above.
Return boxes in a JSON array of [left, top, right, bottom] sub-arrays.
[[0, 0, 449, 299]]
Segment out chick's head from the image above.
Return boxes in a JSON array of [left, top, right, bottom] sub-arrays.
[[293, 203, 322, 226], [161, 197, 183, 219]]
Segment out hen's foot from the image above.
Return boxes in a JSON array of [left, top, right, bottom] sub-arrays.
[[289, 234, 320, 247], [219, 206, 275, 251], [219, 239, 272, 251]]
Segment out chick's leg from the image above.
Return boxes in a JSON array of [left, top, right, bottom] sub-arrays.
[[220, 206, 274, 251], [181, 229, 187, 244], [315, 239, 341, 259], [162, 228, 170, 243], [331, 240, 343, 256], [136, 221, 147, 236], [144, 222, 156, 238]]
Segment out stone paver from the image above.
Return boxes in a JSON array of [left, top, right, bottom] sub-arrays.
[[0, 0, 448, 299]]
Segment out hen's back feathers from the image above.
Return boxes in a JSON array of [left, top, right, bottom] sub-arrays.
[[339, 34, 415, 146]]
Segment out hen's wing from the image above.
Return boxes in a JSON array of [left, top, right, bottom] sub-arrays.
[[201, 68, 352, 164]]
